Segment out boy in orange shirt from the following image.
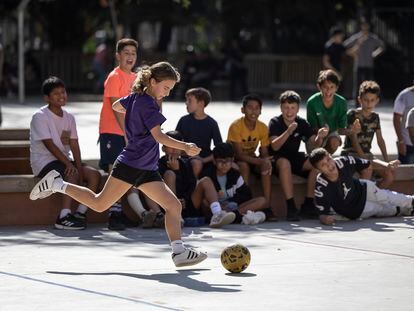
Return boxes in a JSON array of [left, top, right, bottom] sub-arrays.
[[98, 38, 152, 230]]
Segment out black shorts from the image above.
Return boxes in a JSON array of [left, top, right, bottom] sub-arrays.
[[111, 160, 163, 187], [99, 133, 126, 172], [272, 152, 309, 178], [38, 160, 78, 178]]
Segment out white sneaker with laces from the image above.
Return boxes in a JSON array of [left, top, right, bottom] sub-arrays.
[[209, 210, 236, 228], [242, 210, 266, 225], [172, 248, 208, 267], [30, 170, 62, 200]]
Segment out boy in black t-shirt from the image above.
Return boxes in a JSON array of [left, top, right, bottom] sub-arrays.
[[176, 87, 222, 178], [268, 91, 328, 221], [309, 148, 413, 226]]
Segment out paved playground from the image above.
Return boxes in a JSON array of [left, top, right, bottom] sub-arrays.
[[1, 219, 414, 311], [1, 99, 413, 310]]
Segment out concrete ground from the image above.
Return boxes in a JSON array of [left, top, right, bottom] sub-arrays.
[[1, 98, 413, 310], [1, 219, 414, 311]]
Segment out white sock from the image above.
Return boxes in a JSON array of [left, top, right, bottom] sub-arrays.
[[171, 240, 185, 254], [59, 208, 71, 219], [76, 204, 88, 214], [210, 201, 221, 215], [52, 178, 67, 193], [127, 192, 146, 217]]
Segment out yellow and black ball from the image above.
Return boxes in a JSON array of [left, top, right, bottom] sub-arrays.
[[220, 244, 251, 273]]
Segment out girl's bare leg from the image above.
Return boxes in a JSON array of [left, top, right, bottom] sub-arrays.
[[65, 175, 131, 212], [138, 181, 182, 242]]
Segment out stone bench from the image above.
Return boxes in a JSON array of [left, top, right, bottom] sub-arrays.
[[0, 141, 30, 158], [0, 128, 30, 141], [1, 165, 413, 226]]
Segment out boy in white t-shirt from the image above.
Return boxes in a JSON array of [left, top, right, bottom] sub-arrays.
[[393, 84, 414, 164], [30, 76, 101, 229]]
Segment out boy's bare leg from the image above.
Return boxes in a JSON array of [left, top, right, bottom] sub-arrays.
[[300, 161, 320, 218], [191, 177, 219, 208], [82, 166, 101, 192], [138, 181, 182, 241], [190, 157, 203, 179], [275, 158, 294, 200], [238, 161, 250, 185], [306, 168, 318, 198], [261, 173, 272, 205]]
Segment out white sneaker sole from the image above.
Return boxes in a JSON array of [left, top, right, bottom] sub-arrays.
[[54, 224, 85, 230], [209, 212, 236, 228], [29, 170, 60, 200], [174, 253, 208, 267]]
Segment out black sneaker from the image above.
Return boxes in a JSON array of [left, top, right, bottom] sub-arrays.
[[141, 210, 157, 229], [108, 211, 126, 231], [152, 212, 165, 228], [119, 212, 138, 228], [74, 212, 87, 228], [55, 213, 86, 230], [263, 207, 278, 222], [300, 202, 320, 219], [286, 206, 300, 222]]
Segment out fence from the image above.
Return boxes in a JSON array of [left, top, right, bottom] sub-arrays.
[[245, 54, 322, 97], [28, 51, 323, 98]]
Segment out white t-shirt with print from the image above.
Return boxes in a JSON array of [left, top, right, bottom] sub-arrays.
[[393, 87, 414, 146], [30, 106, 78, 176]]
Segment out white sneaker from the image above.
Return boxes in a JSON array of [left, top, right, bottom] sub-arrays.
[[29, 170, 62, 200], [242, 210, 266, 225], [172, 248, 208, 267], [209, 210, 236, 228]]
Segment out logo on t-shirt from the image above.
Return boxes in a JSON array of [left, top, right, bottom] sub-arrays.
[[342, 182, 351, 199]]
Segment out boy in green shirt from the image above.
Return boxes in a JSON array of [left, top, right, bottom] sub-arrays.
[[306, 69, 360, 154]]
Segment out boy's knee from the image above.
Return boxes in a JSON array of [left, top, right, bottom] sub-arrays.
[[198, 176, 213, 186], [276, 158, 291, 170], [238, 161, 250, 172], [163, 170, 176, 181]]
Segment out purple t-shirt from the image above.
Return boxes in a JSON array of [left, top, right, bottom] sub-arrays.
[[117, 93, 166, 170]]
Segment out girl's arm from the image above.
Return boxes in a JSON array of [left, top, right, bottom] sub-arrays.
[[112, 99, 127, 141], [112, 99, 126, 113], [150, 125, 200, 156]]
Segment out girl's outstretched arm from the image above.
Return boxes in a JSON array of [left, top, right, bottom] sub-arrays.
[[150, 125, 200, 156]]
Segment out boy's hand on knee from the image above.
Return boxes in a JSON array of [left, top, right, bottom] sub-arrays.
[[64, 163, 78, 178], [260, 157, 273, 175]]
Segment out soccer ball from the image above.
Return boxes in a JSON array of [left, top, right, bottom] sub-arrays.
[[220, 244, 251, 273]]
